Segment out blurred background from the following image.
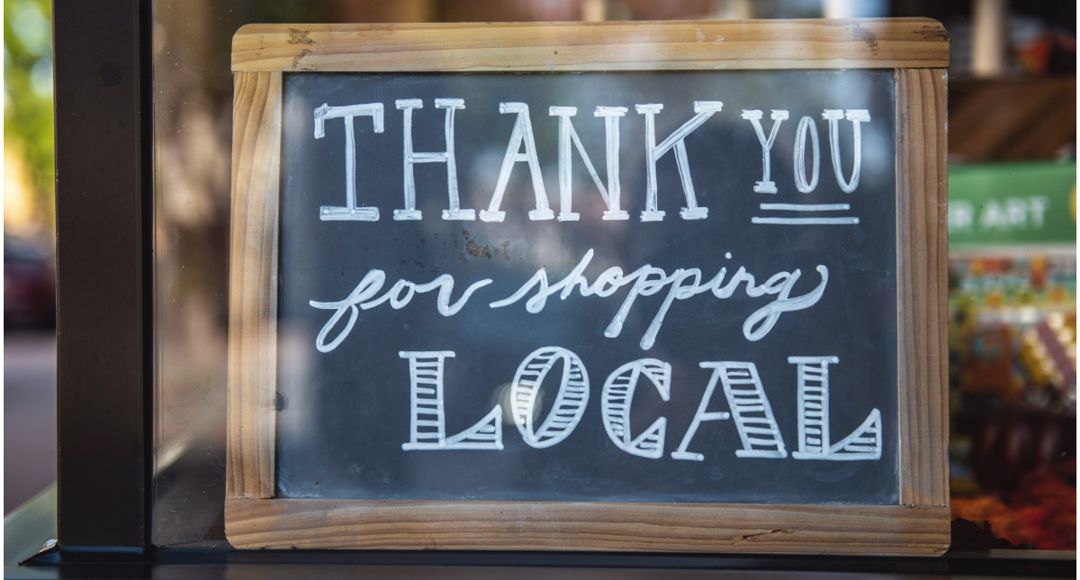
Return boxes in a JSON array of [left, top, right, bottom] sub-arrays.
[[4, 0, 1076, 552], [5, 0, 56, 515]]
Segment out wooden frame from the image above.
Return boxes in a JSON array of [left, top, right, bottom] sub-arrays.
[[227, 19, 950, 555]]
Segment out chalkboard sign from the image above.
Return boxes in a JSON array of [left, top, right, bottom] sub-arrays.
[[226, 20, 950, 555]]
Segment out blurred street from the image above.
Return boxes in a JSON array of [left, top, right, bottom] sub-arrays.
[[4, 331, 56, 513]]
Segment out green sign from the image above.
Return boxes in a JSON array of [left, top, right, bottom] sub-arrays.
[[948, 162, 1076, 247]]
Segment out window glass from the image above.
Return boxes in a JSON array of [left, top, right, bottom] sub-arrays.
[[152, 0, 1076, 551]]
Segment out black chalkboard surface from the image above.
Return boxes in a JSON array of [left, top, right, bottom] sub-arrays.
[[275, 70, 898, 505]]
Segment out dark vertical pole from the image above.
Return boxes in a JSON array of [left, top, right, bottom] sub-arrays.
[[53, 0, 152, 551]]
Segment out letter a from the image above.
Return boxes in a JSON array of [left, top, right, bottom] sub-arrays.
[[673, 362, 786, 461], [671, 364, 731, 461], [480, 103, 553, 222]]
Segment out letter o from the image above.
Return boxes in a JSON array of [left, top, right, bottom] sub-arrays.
[[793, 115, 820, 193], [510, 346, 590, 448]]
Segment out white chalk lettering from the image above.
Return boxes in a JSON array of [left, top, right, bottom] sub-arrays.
[[399, 351, 503, 450], [511, 347, 590, 448], [480, 103, 553, 222], [789, 356, 881, 460], [823, 109, 870, 193], [793, 115, 820, 193], [312, 100, 876, 222], [741, 109, 790, 194], [490, 250, 829, 349], [635, 101, 723, 221], [309, 270, 492, 353], [671, 363, 730, 461], [601, 359, 671, 459], [394, 98, 474, 221], [314, 102, 385, 221], [549, 106, 630, 221], [713, 362, 787, 458]]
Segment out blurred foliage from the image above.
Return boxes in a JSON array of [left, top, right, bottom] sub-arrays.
[[4, 0, 55, 216]]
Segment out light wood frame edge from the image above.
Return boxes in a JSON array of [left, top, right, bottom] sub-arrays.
[[896, 68, 950, 509], [227, 70, 281, 500], [231, 19, 949, 73], [225, 23, 950, 555], [225, 499, 948, 554]]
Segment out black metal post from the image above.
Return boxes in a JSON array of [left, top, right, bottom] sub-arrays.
[[53, 0, 152, 552]]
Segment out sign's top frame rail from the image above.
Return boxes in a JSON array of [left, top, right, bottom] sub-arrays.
[[232, 19, 949, 73]]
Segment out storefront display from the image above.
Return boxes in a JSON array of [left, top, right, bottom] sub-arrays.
[[947, 162, 1076, 550]]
